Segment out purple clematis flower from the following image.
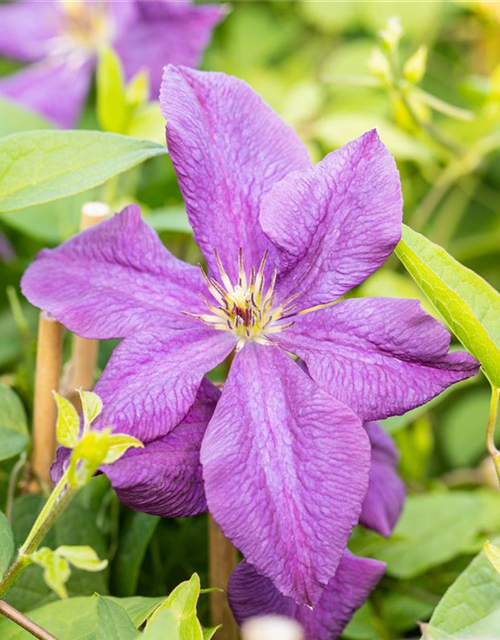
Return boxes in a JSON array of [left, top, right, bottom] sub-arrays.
[[228, 421, 404, 640], [0, 0, 223, 128], [229, 552, 385, 640], [22, 66, 478, 607]]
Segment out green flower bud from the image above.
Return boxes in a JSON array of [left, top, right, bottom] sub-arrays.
[[404, 46, 428, 84]]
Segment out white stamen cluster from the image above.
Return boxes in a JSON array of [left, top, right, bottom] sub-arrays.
[[48, 1, 113, 62], [186, 249, 297, 349]]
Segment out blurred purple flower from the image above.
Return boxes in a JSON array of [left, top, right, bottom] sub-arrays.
[[0, 230, 15, 262], [0, 0, 224, 127], [22, 67, 478, 607]]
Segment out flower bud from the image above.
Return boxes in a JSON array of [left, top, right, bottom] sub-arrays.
[[73, 429, 111, 467], [379, 16, 403, 51], [368, 48, 391, 82], [242, 615, 304, 640], [404, 46, 428, 84]]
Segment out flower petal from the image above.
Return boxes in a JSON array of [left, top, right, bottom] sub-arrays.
[[278, 297, 479, 421], [93, 326, 235, 442], [261, 130, 402, 308], [0, 58, 92, 128], [0, 1, 59, 61], [361, 422, 405, 537], [229, 552, 385, 640], [160, 66, 311, 280], [104, 379, 219, 517], [22, 205, 205, 339], [201, 344, 370, 606], [116, 3, 224, 98]]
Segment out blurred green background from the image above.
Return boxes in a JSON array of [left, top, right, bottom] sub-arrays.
[[1, 1, 500, 638]]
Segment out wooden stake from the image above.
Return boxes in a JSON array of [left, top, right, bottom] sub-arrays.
[[32, 312, 64, 485], [68, 202, 109, 408], [208, 515, 239, 640]]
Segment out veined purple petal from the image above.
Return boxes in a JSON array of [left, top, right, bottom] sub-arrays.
[[0, 58, 92, 128], [201, 344, 370, 607], [361, 422, 405, 537], [229, 552, 385, 640], [261, 130, 402, 308], [93, 326, 235, 442], [116, 2, 224, 98], [0, 1, 59, 61], [278, 297, 479, 421], [22, 206, 205, 339], [161, 66, 311, 280], [104, 379, 219, 517]]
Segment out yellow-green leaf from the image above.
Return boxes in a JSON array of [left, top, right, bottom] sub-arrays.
[[148, 574, 203, 640], [395, 224, 500, 386], [0, 131, 167, 213], [79, 390, 103, 429], [484, 540, 500, 576], [103, 434, 144, 464], [126, 70, 150, 109], [53, 392, 80, 448], [97, 46, 130, 134], [56, 546, 108, 573], [31, 548, 71, 600]]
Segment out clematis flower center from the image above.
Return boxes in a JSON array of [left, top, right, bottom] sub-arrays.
[[186, 249, 297, 349], [49, 1, 113, 59]]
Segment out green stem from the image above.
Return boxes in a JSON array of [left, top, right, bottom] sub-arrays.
[[386, 47, 462, 157], [6, 452, 26, 522], [486, 385, 500, 483], [0, 471, 77, 598]]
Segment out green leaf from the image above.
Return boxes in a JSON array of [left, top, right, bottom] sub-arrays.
[[126, 71, 150, 109], [31, 548, 71, 600], [103, 433, 143, 464], [368, 492, 483, 578], [343, 602, 386, 640], [146, 206, 193, 234], [421, 626, 455, 640], [148, 574, 203, 640], [79, 390, 103, 428], [0, 97, 52, 138], [484, 540, 500, 576], [202, 626, 221, 640], [380, 591, 434, 634], [439, 387, 492, 467], [1, 190, 95, 243], [425, 539, 500, 638], [0, 383, 28, 461], [0, 306, 38, 368], [0, 131, 167, 213], [112, 512, 160, 597], [7, 494, 108, 612], [0, 510, 14, 578], [142, 610, 179, 640], [54, 392, 80, 449], [395, 224, 500, 386], [96, 46, 130, 134], [56, 546, 108, 572], [127, 103, 167, 145], [95, 596, 138, 640], [0, 596, 165, 640]]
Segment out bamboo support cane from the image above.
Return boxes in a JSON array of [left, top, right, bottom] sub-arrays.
[[67, 202, 109, 408], [208, 515, 239, 640], [31, 312, 64, 486]]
